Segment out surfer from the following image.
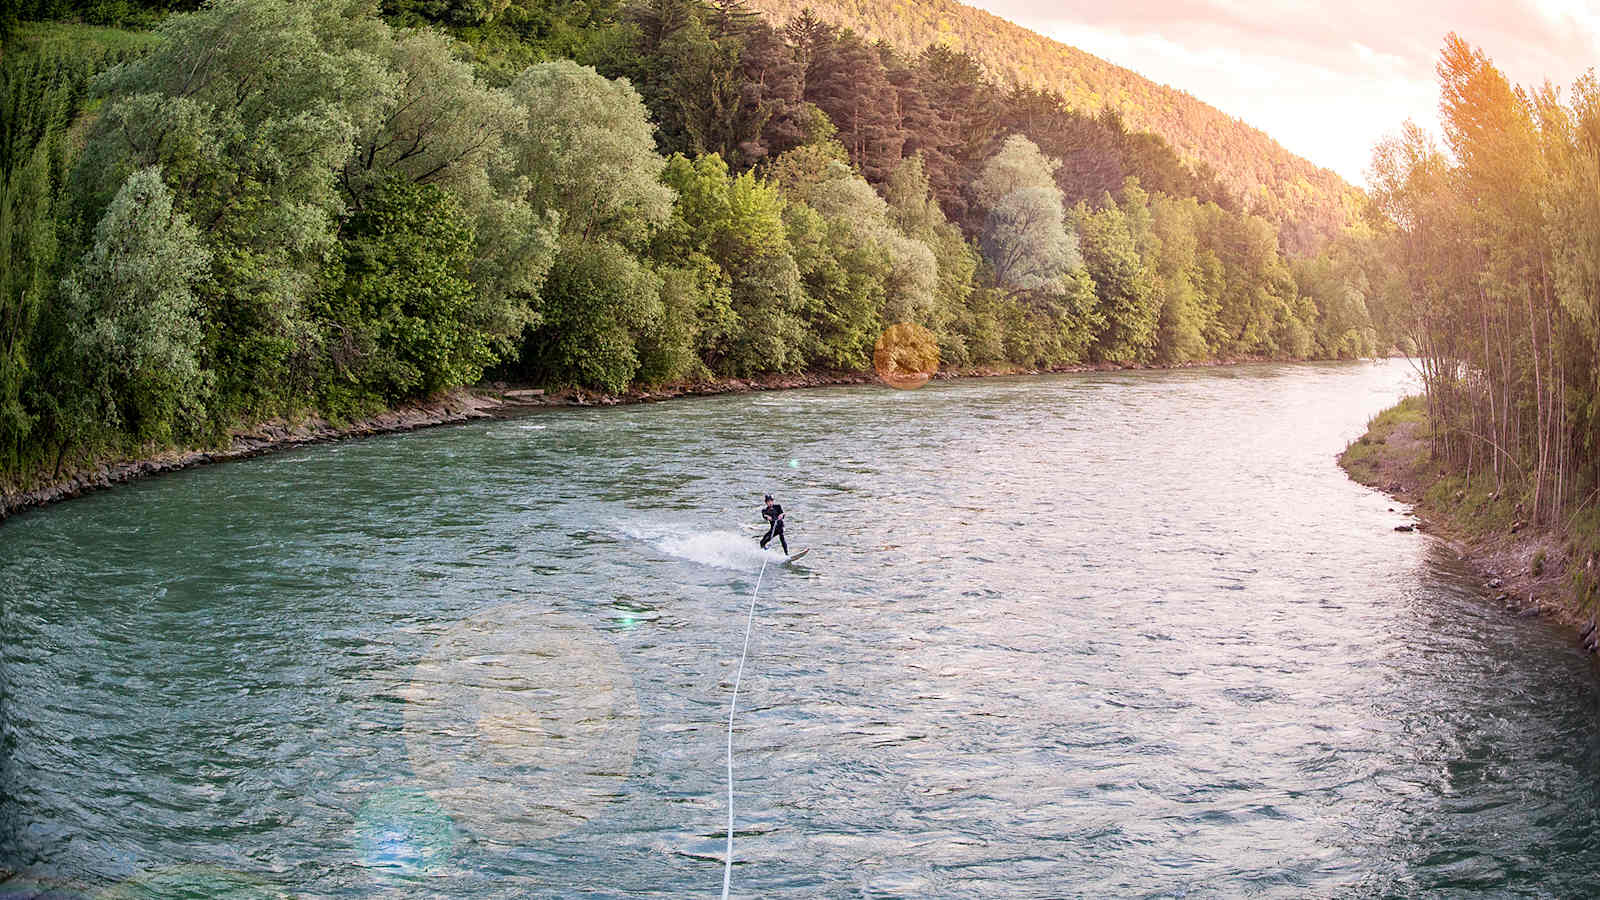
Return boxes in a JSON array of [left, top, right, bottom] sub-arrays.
[[759, 494, 788, 555]]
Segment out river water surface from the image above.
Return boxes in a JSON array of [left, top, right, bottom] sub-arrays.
[[4, 360, 1600, 898]]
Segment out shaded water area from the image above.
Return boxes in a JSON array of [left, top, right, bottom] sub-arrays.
[[4, 360, 1600, 898]]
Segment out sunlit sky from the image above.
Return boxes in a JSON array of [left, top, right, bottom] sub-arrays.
[[967, 0, 1600, 187]]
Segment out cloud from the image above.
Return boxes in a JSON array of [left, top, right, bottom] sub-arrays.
[[968, 0, 1600, 185]]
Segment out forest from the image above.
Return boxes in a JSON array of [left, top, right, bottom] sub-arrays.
[[0, 0, 1394, 489], [1369, 35, 1600, 598], [733, 0, 1363, 258]]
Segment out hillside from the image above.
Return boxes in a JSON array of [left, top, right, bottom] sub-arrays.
[[741, 0, 1362, 255], [3, 2, 1395, 494]]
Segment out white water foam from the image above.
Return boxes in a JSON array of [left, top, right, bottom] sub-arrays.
[[619, 521, 785, 571]]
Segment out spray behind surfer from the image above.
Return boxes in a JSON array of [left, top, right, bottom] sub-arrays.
[[758, 494, 787, 555]]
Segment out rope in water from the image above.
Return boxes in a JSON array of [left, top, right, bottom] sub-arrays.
[[722, 556, 769, 900]]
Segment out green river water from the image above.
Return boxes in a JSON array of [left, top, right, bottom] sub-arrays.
[[4, 360, 1600, 898]]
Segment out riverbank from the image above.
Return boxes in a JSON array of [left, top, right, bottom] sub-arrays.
[[0, 355, 1307, 526], [0, 391, 507, 524], [480, 356, 1270, 408], [1338, 396, 1590, 641]]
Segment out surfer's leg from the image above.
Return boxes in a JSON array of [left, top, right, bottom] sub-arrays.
[[760, 523, 774, 549], [777, 524, 788, 555]]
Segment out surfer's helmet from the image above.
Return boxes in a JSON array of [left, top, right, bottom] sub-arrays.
[[763, 494, 773, 502]]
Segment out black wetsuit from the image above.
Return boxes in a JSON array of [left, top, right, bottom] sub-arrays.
[[760, 503, 788, 554]]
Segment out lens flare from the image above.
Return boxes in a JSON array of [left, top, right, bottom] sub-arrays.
[[873, 322, 939, 390], [354, 787, 459, 875], [401, 605, 640, 845], [609, 598, 657, 632]]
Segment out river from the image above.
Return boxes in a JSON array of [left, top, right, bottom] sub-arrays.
[[3, 359, 1599, 898]]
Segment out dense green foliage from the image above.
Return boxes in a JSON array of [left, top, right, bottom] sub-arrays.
[[734, 0, 1361, 257], [1, 24, 161, 474], [2, 0, 1392, 489], [57, 167, 211, 443], [319, 179, 490, 407], [1369, 34, 1600, 577]]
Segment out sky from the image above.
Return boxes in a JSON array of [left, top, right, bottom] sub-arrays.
[[966, 0, 1600, 187]]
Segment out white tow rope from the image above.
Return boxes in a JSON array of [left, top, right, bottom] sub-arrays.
[[722, 556, 769, 899]]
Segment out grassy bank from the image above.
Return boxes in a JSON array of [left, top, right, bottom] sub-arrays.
[[1339, 396, 1592, 641]]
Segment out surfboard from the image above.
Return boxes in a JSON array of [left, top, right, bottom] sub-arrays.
[[786, 549, 809, 563]]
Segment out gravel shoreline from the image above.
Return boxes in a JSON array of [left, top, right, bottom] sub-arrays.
[[1336, 397, 1585, 641], [0, 372, 880, 524], [0, 356, 1302, 525]]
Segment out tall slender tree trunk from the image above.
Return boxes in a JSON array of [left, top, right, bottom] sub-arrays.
[[1526, 283, 1547, 524]]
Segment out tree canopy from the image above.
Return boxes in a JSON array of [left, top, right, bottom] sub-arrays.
[[0, 0, 1396, 490]]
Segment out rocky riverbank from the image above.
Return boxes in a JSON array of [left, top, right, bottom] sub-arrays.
[[0, 391, 505, 524], [0, 372, 883, 524], [0, 355, 1311, 526], [484, 369, 878, 410], [481, 356, 1278, 410], [1338, 396, 1588, 641]]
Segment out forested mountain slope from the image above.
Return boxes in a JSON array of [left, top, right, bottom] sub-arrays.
[[2, 0, 1394, 494], [740, 0, 1362, 255]]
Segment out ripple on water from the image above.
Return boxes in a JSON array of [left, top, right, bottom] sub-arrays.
[[7, 361, 1600, 897]]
